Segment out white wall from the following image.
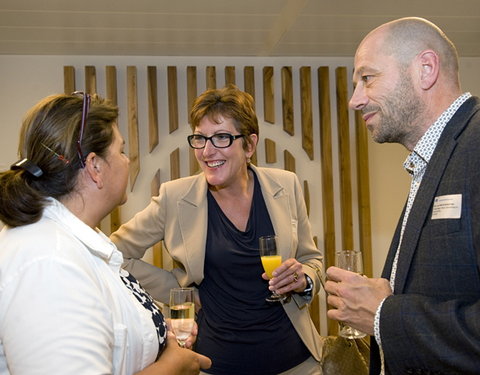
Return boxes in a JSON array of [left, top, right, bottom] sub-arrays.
[[1, 55, 479, 280]]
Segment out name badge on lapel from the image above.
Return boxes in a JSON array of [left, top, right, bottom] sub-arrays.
[[431, 194, 462, 219]]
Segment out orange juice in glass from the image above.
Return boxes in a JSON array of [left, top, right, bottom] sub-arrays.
[[259, 235, 287, 303]]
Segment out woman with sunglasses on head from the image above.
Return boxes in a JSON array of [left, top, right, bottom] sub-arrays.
[[0, 93, 211, 375], [111, 85, 324, 375]]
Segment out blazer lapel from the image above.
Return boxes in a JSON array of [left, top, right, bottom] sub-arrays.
[[394, 97, 480, 292], [252, 166, 293, 260], [177, 174, 209, 285]]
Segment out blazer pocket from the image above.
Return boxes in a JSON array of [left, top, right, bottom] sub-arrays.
[[424, 217, 461, 234]]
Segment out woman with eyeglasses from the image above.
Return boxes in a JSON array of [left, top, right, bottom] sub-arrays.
[[0, 93, 211, 374], [111, 85, 323, 375]]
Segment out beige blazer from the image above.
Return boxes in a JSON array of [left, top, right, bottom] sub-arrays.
[[111, 165, 324, 360]]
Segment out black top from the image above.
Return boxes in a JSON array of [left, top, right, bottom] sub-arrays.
[[195, 170, 310, 375]]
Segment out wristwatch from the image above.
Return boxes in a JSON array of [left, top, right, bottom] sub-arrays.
[[298, 274, 313, 297]]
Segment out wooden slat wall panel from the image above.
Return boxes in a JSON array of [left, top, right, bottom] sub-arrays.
[[300, 67, 314, 160], [85, 66, 96, 94], [303, 180, 310, 217], [189, 148, 200, 176], [263, 67, 275, 124], [244, 66, 255, 101], [167, 66, 179, 134], [105, 66, 120, 234], [281, 67, 294, 136], [64, 66, 75, 94], [318, 66, 337, 335], [106, 66, 117, 105], [355, 110, 373, 278], [265, 138, 276, 163], [127, 66, 140, 191], [284, 150, 295, 172], [206, 66, 216, 90], [170, 148, 180, 181], [225, 66, 236, 86], [335, 67, 354, 251], [187, 66, 197, 124], [151, 169, 163, 268], [147, 66, 159, 152], [62, 63, 375, 337]]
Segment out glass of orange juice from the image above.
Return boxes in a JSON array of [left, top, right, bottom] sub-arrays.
[[259, 235, 287, 303]]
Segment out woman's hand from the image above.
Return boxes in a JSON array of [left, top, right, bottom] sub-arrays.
[[165, 319, 198, 349], [262, 258, 307, 294], [136, 331, 211, 375]]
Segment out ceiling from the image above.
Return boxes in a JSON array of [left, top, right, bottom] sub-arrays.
[[1, 0, 479, 57]]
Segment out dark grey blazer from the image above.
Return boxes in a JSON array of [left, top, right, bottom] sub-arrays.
[[370, 96, 480, 375]]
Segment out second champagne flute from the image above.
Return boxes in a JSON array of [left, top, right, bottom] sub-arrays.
[[169, 287, 195, 347], [335, 249, 367, 339], [259, 235, 288, 303]]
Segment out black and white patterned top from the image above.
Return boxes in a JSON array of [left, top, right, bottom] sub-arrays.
[[119, 268, 167, 358]]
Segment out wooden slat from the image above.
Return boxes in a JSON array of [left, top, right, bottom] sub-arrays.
[[105, 66, 117, 105], [335, 66, 354, 251], [265, 138, 276, 163], [187, 66, 197, 124], [318, 66, 337, 335], [147, 66, 159, 152], [189, 148, 200, 176], [355, 110, 373, 278], [85, 66, 96, 94], [151, 169, 163, 268], [310, 235, 320, 332], [300, 67, 314, 160], [244, 66, 255, 101], [170, 148, 180, 180], [283, 150, 295, 173], [127, 66, 140, 191], [303, 180, 310, 217], [63, 66, 75, 94], [105, 66, 120, 234], [206, 66, 216, 90], [225, 66, 236, 86], [263, 66, 275, 124], [167, 66, 179, 133], [281, 66, 294, 136]]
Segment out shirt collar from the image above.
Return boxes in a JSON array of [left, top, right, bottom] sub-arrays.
[[403, 92, 472, 175], [43, 198, 120, 264]]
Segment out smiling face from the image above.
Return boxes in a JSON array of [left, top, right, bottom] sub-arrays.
[[349, 29, 425, 148], [194, 115, 256, 191]]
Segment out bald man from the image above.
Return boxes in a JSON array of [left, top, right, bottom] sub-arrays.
[[325, 17, 480, 374]]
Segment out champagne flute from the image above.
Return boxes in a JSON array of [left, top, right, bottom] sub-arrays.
[[169, 287, 195, 347], [335, 250, 367, 339], [259, 235, 288, 303]]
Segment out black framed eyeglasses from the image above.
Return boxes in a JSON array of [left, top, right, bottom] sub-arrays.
[[72, 91, 91, 168], [187, 133, 245, 149]]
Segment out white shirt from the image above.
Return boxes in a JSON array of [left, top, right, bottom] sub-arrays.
[[0, 198, 159, 375]]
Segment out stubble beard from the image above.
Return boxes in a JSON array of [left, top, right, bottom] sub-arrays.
[[370, 76, 424, 147]]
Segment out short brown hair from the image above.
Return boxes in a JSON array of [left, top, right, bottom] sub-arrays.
[[190, 84, 258, 150]]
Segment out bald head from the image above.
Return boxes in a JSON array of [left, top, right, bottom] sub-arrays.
[[364, 17, 459, 80]]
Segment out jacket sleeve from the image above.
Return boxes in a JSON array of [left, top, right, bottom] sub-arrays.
[[290, 173, 324, 307], [110, 182, 180, 303]]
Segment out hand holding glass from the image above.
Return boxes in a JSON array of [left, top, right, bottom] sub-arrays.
[[169, 287, 195, 347], [259, 235, 288, 303], [335, 250, 367, 339]]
